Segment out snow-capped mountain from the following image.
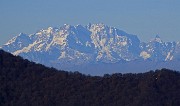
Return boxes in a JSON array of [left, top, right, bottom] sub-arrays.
[[140, 35, 176, 61], [1, 23, 180, 75]]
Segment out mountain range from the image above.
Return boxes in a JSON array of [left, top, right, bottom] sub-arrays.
[[1, 23, 180, 75]]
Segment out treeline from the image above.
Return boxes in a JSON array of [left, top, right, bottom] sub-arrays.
[[0, 50, 180, 106]]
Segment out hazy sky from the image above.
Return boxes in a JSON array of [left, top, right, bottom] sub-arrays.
[[0, 0, 180, 45]]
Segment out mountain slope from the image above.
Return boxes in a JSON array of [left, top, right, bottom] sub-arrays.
[[0, 50, 180, 106], [1, 23, 180, 74]]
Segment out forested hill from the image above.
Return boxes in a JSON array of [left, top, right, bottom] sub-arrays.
[[0, 50, 180, 106]]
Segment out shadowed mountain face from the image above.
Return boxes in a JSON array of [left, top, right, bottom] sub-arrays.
[[1, 23, 180, 75], [0, 50, 180, 106]]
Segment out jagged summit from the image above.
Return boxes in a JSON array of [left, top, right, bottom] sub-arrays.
[[155, 34, 160, 38], [154, 35, 162, 42], [1, 23, 180, 74], [149, 34, 163, 43]]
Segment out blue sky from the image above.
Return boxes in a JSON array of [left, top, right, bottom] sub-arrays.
[[0, 0, 180, 45]]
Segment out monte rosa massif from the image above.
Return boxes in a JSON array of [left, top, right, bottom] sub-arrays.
[[1, 23, 180, 75]]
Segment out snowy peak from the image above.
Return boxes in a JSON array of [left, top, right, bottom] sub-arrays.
[[1, 23, 180, 73], [140, 34, 177, 61], [154, 35, 162, 42], [2, 33, 32, 53], [155, 35, 160, 38], [150, 35, 163, 43]]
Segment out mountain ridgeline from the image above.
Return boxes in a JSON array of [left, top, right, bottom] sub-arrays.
[[1, 23, 180, 75], [0, 50, 180, 106]]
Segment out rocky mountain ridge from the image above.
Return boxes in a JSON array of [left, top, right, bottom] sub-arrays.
[[1, 23, 180, 74]]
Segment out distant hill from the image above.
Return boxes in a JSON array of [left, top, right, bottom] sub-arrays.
[[0, 50, 180, 106], [1, 23, 180, 75]]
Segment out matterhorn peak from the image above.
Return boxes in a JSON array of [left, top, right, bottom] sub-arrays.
[[154, 35, 163, 43], [150, 35, 163, 43], [155, 35, 160, 38]]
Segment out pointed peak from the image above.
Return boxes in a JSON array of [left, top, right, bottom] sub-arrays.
[[96, 23, 105, 26], [47, 26, 58, 31], [90, 23, 107, 30], [62, 24, 72, 29], [150, 35, 163, 43], [63, 23, 69, 26], [155, 35, 160, 38], [76, 24, 83, 27], [47, 27, 53, 30], [86, 23, 92, 29], [4, 33, 26, 46], [38, 27, 58, 34], [75, 24, 85, 30], [17, 33, 29, 38], [18, 33, 26, 36], [39, 27, 57, 32], [87, 23, 92, 26]]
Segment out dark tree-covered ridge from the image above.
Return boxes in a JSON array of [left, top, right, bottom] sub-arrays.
[[0, 50, 180, 106]]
